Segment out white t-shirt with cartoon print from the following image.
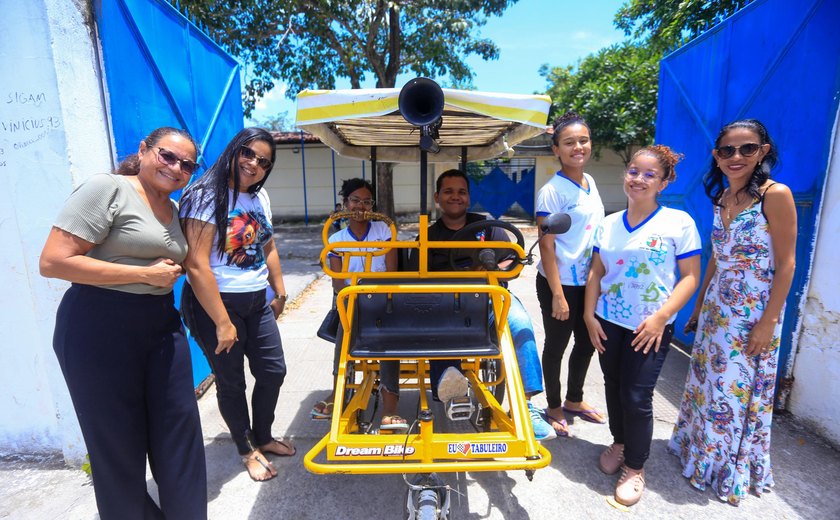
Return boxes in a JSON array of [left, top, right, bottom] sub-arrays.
[[536, 171, 605, 286], [181, 188, 274, 292], [328, 221, 392, 285], [593, 206, 701, 331]]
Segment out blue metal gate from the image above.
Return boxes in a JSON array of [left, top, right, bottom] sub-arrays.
[[655, 0, 840, 384], [468, 159, 536, 218], [95, 0, 244, 387]]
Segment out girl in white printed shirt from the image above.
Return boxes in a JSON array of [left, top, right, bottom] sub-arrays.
[[535, 111, 606, 437], [584, 145, 701, 507]]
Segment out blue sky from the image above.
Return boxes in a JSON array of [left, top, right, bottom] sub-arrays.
[[248, 0, 627, 125]]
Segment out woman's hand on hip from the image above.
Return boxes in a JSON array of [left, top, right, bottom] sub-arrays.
[[144, 258, 184, 288], [214, 320, 238, 355], [632, 313, 668, 354]]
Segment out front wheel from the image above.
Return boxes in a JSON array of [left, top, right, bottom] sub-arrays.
[[416, 489, 439, 520]]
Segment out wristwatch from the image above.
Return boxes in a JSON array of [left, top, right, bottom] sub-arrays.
[[274, 294, 287, 303]]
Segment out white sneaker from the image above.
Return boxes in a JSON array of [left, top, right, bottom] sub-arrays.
[[437, 366, 469, 403]]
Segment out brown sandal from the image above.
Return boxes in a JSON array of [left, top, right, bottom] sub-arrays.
[[242, 450, 276, 482]]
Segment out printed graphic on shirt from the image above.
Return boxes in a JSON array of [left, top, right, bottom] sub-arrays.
[[225, 208, 272, 270]]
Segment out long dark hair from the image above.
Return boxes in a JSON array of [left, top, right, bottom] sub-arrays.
[[180, 127, 276, 256], [115, 127, 196, 175], [703, 119, 778, 206]]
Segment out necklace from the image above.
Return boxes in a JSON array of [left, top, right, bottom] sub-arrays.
[[722, 190, 755, 223]]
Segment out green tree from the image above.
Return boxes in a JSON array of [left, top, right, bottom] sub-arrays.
[[615, 0, 754, 52], [251, 111, 295, 132], [173, 0, 518, 218], [541, 42, 660, 165]]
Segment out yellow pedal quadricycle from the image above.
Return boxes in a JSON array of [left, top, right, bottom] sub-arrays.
[[298, 79, 556, 519]]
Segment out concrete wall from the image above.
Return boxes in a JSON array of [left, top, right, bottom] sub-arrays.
[[268, 143, 631, 221], [267, 143, 449, 220], [789, 111, 840, 446], [0, 0, 112, 463]]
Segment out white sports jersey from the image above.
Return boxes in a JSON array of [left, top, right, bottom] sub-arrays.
[[593, 206, 701, 331], [536, 171, 605, 285], [328, 220, 392, 285]]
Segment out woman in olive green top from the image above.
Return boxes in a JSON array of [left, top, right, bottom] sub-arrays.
[[40, 127, 207, 520]]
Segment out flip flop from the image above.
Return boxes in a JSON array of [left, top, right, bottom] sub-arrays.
[[544, 412, 571, 437], [380, 415, 409, 432], [242, 451, 277, 482], [311, 400, 334, 420], [260, 438, 296, 457], [562, 405, 607, 424]]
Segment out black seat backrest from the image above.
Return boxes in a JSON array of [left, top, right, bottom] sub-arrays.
[[348, 278, 499, 359]]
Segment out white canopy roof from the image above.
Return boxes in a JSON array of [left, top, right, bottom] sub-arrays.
[[295, 87, 551, 163]]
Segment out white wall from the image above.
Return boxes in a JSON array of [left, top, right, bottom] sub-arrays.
[[789, 110, 840, 445], [0, 0, 112, 463], [265, 143, 441, 219]]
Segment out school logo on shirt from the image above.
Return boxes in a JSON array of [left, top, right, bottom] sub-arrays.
[[642, 235, 668, 266]]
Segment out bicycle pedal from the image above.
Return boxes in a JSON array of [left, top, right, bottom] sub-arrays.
[[446, 396, 475, 421]]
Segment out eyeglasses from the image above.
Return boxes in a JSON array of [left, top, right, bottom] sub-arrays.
[[239, 146, 273, 171], [624, 168, 660, 182], [155, 147, 197, 176], [347, 196, 375, 208], [715, 143, 762, 159]]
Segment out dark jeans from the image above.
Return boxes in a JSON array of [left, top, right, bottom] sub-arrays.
[[536, 274, 595, 408], [181, 284, 287, 455], [597, 317, 673, 470], [54, 284, 206, 520]]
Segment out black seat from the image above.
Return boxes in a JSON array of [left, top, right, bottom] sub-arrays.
[[348, 278, 499, 359]]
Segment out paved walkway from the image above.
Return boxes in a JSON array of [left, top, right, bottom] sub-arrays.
[[2, 223, 838, 519]]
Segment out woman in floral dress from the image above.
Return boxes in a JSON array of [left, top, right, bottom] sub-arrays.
[[668, 119, 797, 505]]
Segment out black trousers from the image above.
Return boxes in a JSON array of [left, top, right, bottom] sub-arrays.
[[53, 284, 206, 520], [536, 274, 595, 408], [181, 284, 286, 455], [597, 317, 673, 470]]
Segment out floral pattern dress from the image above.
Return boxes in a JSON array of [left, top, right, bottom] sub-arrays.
[[668, 197, 783, 505]]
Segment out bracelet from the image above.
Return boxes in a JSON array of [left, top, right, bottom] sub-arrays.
[[274, 294, 287, 303]]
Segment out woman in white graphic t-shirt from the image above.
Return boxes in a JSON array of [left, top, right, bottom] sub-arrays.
[[180, 127, 294, 483], [583, 145, 701, 507]]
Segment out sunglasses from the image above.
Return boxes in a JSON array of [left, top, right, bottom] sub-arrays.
[[715, 143, 762, 159], [155, 147, 197, 176], [347, 196, 375, 208], [624, 168, 660, 182], [239, 146, 273, 171]]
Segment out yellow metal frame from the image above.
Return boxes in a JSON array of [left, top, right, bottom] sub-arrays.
[[304, 214, 551, 475]]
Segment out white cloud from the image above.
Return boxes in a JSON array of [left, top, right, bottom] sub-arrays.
[[253, 84, 289, 111]]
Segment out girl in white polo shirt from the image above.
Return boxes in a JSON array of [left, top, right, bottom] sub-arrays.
[[584, 145, 701, 507], [536, 111, 606, 436]]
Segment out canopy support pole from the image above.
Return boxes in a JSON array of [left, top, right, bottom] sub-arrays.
[[420, 150, 428, 215], [370, 147, 378, 202], [460, 146, 468, 173]]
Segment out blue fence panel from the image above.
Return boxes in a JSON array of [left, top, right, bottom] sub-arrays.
[[469, 164, 536, 218], [656, 0, 840, 381], [95, 0, 244, 387]]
